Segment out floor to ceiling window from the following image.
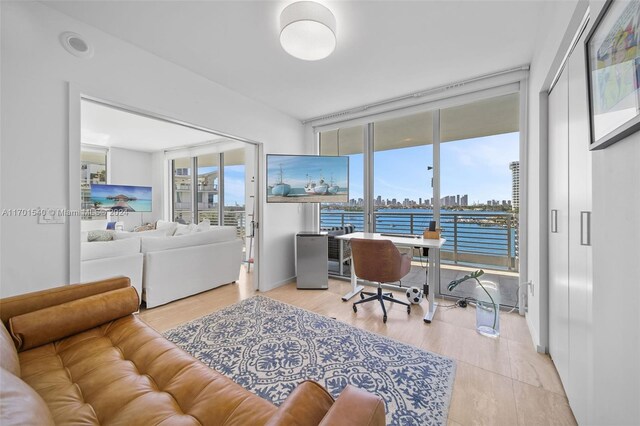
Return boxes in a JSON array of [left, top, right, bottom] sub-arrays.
[[222, 148, 246, 239], [320, 125, 365, 275], [438, 93, 520, 306], [319, 90, 522, 307], [373, 111, 434, 235], [172, 157, 194, 224], [320, 125, 365, 228], [171, 148, 248, 240], [196, 154, 219, 224]]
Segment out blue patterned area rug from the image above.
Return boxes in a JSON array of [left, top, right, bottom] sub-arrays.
[[164, 296, 456, 425]]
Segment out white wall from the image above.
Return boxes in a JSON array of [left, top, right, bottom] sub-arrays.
[[591, 135, 640, 424], [0, 1, 305, 297], [151, 151, 167, 222], [107, 147, 156, 230]]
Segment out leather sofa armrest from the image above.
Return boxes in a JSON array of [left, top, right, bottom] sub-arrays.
[[319, 385, 386, 426], [264, 380, 334, 426], [9, 286, 139, 351], [0, 277, 131, 327]]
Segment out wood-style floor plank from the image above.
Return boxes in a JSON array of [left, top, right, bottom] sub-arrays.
[[138, 269, 574, 425]]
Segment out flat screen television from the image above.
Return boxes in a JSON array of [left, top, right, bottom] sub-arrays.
[[90, 184, 152, 212], [267, 155, 349, 203]]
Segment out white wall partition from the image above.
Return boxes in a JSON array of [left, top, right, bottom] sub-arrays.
[[108, 147, 156, 229]]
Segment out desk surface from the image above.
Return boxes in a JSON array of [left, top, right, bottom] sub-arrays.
[[335, 232, 445, 249]]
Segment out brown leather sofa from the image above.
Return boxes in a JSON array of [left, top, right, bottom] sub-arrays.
[[0, 277, 386, 425]]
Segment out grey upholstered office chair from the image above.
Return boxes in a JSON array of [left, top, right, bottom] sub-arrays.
[[350, 238, 412, 323]]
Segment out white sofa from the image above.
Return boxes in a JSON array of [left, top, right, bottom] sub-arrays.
[[141, 226, 243, 308], [80, 238, 143, 303]]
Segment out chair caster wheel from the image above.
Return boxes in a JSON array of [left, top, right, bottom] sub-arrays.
[[353, 305, 357, 313], [383, 315, 388, 323], [359, 292, 365, 300], [388, 293, 394, 299], [407, 306, 411, 314]]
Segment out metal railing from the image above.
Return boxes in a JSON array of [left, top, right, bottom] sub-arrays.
[[321, 210, 519, 271], [197, 210, 246, 240]]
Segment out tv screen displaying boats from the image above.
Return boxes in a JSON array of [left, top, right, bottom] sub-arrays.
[[267, 155, 349, 203], [90, 184, 152, 212]]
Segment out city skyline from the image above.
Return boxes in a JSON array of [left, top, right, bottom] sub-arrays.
[[348, 132, 519, 204]]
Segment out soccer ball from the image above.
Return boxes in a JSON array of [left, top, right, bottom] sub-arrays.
[[406, 287, 423, 304]]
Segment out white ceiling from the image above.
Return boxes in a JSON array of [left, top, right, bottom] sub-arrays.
[[48, 1, 546, 121], [81, 100, 225, 151]]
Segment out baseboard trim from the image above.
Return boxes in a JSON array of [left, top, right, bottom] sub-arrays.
[[260, 276, 296, 292]]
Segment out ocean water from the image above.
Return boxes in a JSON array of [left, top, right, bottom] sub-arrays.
[[321, 208, 518, 257]]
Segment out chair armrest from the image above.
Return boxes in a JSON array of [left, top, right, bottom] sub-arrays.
[[265, 380, 334, 426], [0, 277, 131, 327], [319, 385, 386, 426]]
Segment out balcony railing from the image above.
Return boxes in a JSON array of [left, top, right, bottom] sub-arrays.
[[197, 210, 246, 240], [321, 210, 519, 272]]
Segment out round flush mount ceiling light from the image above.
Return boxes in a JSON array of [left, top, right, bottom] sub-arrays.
[[60, 32, 94, 59], [279, 1, 336, 61]]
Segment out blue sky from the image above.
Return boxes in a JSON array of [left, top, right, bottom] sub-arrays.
[[349, 132, 519, 204], [198, 165, 245, 206]]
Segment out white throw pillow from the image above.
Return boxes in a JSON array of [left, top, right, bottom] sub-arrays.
[[155, 220, 178, 236], [174, 223, 193, 236], [195, 219, 210, 233]]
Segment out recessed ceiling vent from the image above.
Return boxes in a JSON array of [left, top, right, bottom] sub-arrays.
[[60, 32, 94, 59]]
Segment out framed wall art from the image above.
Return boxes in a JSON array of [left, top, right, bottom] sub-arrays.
[[585, 0, 640, 150]]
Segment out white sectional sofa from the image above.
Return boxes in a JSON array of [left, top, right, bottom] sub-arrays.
[[141, 226, 242, 308], [80, 223, 242, 309], [80, 238, 143, 302]]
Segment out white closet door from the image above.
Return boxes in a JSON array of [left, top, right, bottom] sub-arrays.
[[548, 66, 570, 386], [567, 33, 593, 425]]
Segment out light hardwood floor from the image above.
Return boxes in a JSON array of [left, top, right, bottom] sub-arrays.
[[138, 269, 576, 426]]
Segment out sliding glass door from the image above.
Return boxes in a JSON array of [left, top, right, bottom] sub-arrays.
[[372, 111, 434, 236], [438, 94, 520, 306]]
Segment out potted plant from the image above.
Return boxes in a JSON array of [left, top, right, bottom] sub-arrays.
[[448, 270, 500, 337]]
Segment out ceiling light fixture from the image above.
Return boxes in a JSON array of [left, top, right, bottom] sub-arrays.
[[279, 1, 336, 61]]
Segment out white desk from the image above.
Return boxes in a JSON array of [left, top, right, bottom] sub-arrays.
[[335, 232, 446, 323]]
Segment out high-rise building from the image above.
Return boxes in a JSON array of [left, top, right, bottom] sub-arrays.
[[461, 194, 468, 206], [510, 161, 520, 209]]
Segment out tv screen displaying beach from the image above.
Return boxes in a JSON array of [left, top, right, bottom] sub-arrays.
[[90, 184, 152, 212], [267, 155, 349, 203]]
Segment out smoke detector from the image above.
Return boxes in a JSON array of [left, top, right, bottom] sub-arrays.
[[60, 32, 94, 59]]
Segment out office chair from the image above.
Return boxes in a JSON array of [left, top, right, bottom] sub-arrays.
[[350, 238, 412, 323]]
